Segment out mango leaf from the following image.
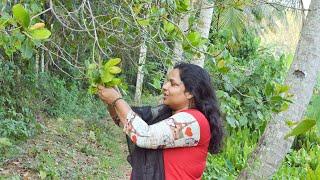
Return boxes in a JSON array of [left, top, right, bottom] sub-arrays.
[[105, 58, 121, 67], [29, 28, 51, 40], [285, 119, 316, 139], [109, 66, 121, 74], [12, 4, 30, 28]]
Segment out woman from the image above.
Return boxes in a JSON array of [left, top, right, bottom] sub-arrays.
[[98, 63, 223, 180]]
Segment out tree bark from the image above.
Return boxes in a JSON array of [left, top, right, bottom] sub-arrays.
[[172, 14, 190, 65], [191, 0, 214, 67], [238, 0, 320, 178], [134, 40, 147, 105]]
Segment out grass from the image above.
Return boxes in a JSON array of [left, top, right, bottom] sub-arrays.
[[0, 117, 130, 179]]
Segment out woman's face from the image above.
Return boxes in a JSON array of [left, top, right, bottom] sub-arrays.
[[162, 69, 193, 111]]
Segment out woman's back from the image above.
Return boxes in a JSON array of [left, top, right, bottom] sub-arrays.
[[164, 109, 211, 180]]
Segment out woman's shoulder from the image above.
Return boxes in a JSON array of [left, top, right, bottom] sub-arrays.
[[180, 109, 206, 119], [178, 109, 210, 130], [171, 109, 206, 123]]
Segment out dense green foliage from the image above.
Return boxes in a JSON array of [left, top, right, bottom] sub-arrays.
[[1, 0, 319, 179]]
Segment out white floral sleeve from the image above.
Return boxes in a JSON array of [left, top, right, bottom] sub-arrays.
[[123, 110, 200, 149]]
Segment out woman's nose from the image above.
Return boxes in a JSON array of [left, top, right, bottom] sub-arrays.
[[162, 81, 169, 90]]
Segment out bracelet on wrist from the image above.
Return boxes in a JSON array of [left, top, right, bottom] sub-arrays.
[[111, 97, 123, 108]]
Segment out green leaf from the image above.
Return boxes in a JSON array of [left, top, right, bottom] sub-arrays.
[[285, 119, 316, 139], [29, 28, 51, 40], [12, 4, 30, 28], [270, 95, 283, 103], [186, 31, 201, 47], [315, 164, 320, 178], [88, 85, 98, 94], [109, 66, 121, 74], [101, 71, 114, 83], [176, 0, 190, 12], [285, 120, 299, 127], [264, 82, 274, 96], [106, 58, 121, 66], [106, 78, 122, 87], [137, 18, 150, 26], [20, 39, 33, 59], [164, 20, 175, 33], [275, 83, 289, 94]]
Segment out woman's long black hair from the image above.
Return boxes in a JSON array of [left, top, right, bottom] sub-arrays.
[[174, 63, 223, 154]]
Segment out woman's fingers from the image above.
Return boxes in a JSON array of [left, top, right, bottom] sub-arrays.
[[97, 85, 105, 91]]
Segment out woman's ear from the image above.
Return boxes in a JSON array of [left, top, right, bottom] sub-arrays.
[[185, 92, 194, 99]]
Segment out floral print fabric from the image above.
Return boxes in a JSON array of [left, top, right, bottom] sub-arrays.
[[124, 110, 200, 149]]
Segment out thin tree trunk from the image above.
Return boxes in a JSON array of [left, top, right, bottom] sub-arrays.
[[35, 50, 39, 75], [41, 49, 45, 73], [172, 14, 190, 65], [134, 40, 147, 104], [191, 0, 214, 67], [238, 0, 320, 178]]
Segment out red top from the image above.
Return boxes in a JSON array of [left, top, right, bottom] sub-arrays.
[[163, 109, 211, 180]]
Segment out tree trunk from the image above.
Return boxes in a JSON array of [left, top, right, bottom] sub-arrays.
[[238, 0, 320, 178], [172, 14, 190, 65], [134, 40, 147, 104], [191, 0, 214, 67], [35, 50, 39, 75], [41, 49, 45, 73]]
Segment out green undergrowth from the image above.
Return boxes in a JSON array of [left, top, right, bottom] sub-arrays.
[[0, 117, 130, 179], [273, 128, 320, 179], [203, 128, 261, 179]]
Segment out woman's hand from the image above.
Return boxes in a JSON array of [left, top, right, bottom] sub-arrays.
[[97, 85, 121, 105]]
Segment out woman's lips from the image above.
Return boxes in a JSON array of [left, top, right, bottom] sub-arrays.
[[163, 95, 168, 99]]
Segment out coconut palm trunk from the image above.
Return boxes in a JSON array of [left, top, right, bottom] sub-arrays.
[[238, 0, 320, 178]]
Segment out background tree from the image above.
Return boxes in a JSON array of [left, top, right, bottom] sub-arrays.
[[238, 0, 320, 178]]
